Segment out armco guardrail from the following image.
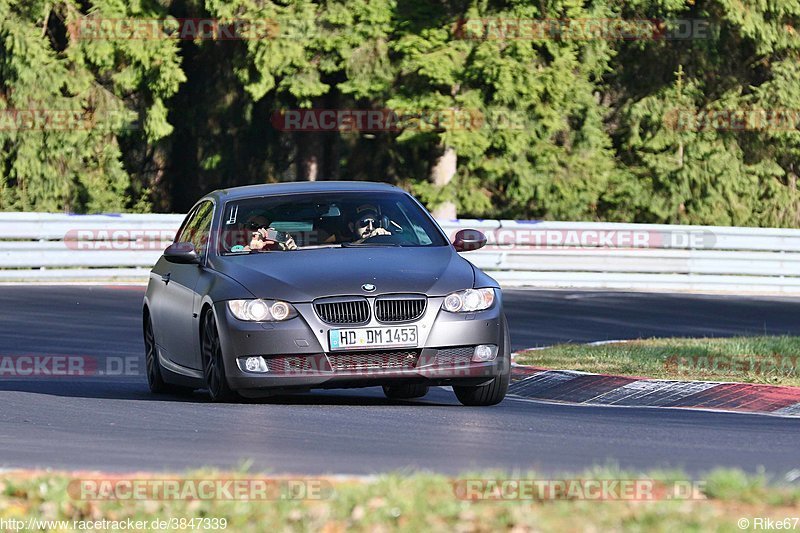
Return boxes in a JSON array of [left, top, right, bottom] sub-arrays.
[[0, 213, 183, 281], [2, 213, 800, 293]]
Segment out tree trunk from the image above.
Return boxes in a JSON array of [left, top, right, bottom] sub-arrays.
[[296, 131, 324, 181], [322, 132, 340, 180], [430, 145, 457, 219]]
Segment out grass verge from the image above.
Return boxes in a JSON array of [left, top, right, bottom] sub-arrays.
[[515, 336, 800, 386], [0, 467, 798, 531]]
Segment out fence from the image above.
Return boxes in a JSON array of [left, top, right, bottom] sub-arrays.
[[2, 213, 800, 293]]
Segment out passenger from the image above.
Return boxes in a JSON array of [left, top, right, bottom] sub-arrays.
[[234, 214, 298, 251]]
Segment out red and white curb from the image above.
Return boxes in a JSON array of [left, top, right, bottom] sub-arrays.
[[510, 346, 800, 418]]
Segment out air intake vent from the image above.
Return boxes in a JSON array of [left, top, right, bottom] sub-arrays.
[[314, 298, 370, 325], [327, 350, 420, 372], [375, 296, 426, 323], [434, 346, 474, 366]]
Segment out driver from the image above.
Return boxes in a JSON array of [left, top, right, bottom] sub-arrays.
[[236, 214, 298, 251], [349, 205, 391, 243]]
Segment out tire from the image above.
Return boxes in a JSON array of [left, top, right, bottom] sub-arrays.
[[382, 384, 429, 400], [201, 311, 238, 402], [144, 313, 168, 393], [453, 372, 509, 406], [453, 316, 511, 406], [144, 313, 194, 395]]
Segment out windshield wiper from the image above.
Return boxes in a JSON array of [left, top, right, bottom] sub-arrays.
[[295, 244, 343, 250], [341, 242, 400, 248]]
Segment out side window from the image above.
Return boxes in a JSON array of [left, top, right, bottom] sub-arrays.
[[188, 201, 214, 261], [175, 201, 214, 261], [175, 206, 199, 244]]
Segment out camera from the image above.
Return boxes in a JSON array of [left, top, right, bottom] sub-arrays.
[[262, 228, 290, 243]]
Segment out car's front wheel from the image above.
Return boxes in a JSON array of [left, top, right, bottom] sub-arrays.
[[453, 317, 511, 406], [382, 384, 429, 400], [201, 311, 238, 402], [453, 372, 509, 406]]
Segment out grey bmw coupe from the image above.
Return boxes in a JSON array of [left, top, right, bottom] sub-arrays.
[[143, 182, 510, 405]]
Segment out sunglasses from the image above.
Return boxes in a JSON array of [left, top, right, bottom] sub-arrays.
[[357, 218, 377, 228], [248, 221, 267, 230]]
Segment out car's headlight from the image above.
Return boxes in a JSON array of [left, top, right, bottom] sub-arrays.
[[442, 288, 495, 313], [227, 299, 297, 321]]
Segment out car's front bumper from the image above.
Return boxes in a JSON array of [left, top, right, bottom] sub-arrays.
[[213, 295, 509, 395]]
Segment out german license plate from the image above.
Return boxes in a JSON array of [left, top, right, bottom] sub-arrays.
[[329, 326, 418, 351]]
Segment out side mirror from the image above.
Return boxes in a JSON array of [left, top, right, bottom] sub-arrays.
[[164, 242, 200, 264], [452, 229, 487, 252]]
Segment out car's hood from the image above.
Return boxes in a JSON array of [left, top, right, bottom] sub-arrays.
[[213, 246, 476, 301]]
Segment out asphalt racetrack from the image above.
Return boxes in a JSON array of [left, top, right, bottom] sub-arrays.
[[0, 286, 798, 476]]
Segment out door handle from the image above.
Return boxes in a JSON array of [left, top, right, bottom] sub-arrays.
[[161, 273, 171, 285]]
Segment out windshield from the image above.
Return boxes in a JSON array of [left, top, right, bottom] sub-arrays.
[[218, 191, 449, 254]]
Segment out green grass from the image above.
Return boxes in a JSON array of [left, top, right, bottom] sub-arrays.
[[515, 336, 800, 386], [0, 467, 798, 532]]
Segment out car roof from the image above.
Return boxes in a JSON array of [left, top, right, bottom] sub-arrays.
[[202, 181, 402, 203]]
